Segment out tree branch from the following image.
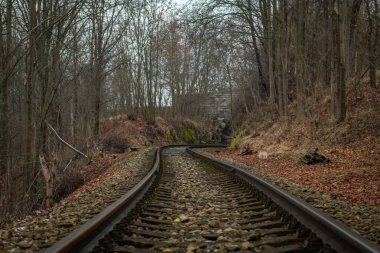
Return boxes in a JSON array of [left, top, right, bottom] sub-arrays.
[[45, 121, 88, 159]]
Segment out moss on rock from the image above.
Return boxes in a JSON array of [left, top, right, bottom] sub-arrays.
[[182, 127, 196, 143]]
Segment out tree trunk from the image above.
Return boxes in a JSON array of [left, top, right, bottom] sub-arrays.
[[281, 3, 289, 117], [367, 0, 379, 88], [294, 0, 306, 118], [266, 0, 277, 111], [24, 0, 37, 191], [39, 154, 55, 208], [248, 0, 267, 99], [324, 0, 332, 87], [93, 78, 101, 137], [0, 0, 12, 175], [331, 0, 347, 122]]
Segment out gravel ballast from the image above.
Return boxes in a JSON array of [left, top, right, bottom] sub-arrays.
[[201, 149, 380, 245], [0, 149, 155, 253]]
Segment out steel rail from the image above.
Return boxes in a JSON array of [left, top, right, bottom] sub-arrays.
[[43, 144, 225, 253], [187, 148, 380, 253]]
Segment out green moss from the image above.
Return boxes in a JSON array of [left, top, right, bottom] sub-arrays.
[[229, 126, 247, 149], [144, 139, 151, 147], [165, 130, 178, 143], [182, 127, 196, 143], [201, 132, 213, 144]]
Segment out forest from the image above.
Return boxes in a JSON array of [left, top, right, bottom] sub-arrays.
[[0, 0, 379, 230]]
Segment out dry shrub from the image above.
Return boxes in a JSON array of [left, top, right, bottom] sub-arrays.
[[55, 169, 86, 199], [154, 116, 173, 133], [101, 135, 129, 153], [54, 151, 113, 200]]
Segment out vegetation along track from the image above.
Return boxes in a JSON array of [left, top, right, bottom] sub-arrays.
[[44, 145, 380, 253]]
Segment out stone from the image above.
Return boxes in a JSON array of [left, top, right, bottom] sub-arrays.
[[224, 243, 239, 251], [0, 230, 10, 239], [241, 241, 251, 250], [17, 240, 32, 249], [179, 214, 190, 223]]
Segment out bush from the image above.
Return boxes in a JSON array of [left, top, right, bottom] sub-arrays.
[[182, 127, 196, 143], [101, 136, 129, 153], [201, 132, 213, 144], [165, 130, 178, 143], [299, 148, 330, 164], [55, 169, 85, 200]]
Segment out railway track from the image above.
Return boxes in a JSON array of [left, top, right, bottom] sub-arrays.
[[44, 145, 380, 253]]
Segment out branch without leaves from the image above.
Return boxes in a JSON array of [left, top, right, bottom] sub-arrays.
[[45, 121, 88, 159]]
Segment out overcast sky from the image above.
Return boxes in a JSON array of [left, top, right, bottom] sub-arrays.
[[172, 0, 188, 7]]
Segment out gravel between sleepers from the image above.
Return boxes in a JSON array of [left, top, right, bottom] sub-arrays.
[[0, 149, 155, 253], [199, 149, 380, 245]]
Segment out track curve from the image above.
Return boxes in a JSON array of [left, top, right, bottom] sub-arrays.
[[43, 145, 380, 253]]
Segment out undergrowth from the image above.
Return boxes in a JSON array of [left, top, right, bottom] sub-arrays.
[[229, 126, 248, 149]]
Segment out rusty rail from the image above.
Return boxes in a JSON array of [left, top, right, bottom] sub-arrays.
[[43, 145, 225, 253], [44, 145, 379, 253], [187, 148, 380, 253]]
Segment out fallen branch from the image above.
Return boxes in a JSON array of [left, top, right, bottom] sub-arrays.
[[45, 121, 88, 159]]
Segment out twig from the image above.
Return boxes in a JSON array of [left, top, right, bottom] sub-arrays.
[[45, 121, 88, 159], [63, 154, 78, 173]]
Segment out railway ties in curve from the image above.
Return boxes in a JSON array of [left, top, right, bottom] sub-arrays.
[[92, 148, 328, 252], [44, 145, 380, 253]]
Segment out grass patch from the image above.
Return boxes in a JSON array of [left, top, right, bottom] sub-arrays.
[[229, 126, 248, 149], [182, 127, 196, 143], [325, 172, 346, 181], [165, 130, 179, 143]]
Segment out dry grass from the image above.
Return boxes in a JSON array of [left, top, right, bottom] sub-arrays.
[[236, 76, 380, 166]]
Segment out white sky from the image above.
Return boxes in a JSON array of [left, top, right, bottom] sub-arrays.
[[172, 0, 189, 7]]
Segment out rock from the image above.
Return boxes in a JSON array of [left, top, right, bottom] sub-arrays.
[[241, 241, 251, 250], [32, 234, 42, 240], [224, 243, 239, 251], [249, 230, 261, 241], [217, 235, 227, 242], [163, 247, 175, 252], [239, 146, 253, 156], [57, 222, 73, 228], [0, 230, 10, 239], [209, 220, 220, 228], [224, 227, 238, 234], [202, 233, 218, 241], [179, 214, 190, 223], [258, 151, 268, 159], [186, 244, 197, 253], [17, 240, 32, 249]]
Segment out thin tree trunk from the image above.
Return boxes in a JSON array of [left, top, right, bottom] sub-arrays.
[[281, 3, 289, 117], [0, 0, 12, 175], [294, 0, 305, 118], [331, 0, 347, 122], [367, 0, 379, 88], [248, 0, 267, 98], [269, 0, 278, 112], [24, 0, 37, 192]]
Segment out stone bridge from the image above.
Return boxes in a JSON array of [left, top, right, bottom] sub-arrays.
[[173, 88, 239, 120]]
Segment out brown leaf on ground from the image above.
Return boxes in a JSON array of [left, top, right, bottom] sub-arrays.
[[209, 150, 379, 207]]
